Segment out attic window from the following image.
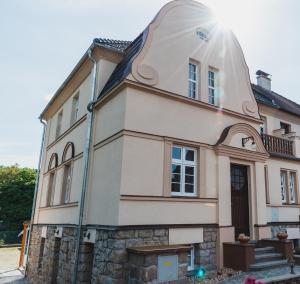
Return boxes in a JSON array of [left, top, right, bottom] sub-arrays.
[[196, 28, 209, 41]]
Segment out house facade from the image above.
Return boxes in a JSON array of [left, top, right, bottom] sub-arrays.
[[27, 1, 300, 283]]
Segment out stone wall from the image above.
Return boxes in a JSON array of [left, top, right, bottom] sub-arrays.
[[128, 251, 189, 284], [195, 227, 217, 272], [91, 228, 169, 283], [27, 225, 217, 283]]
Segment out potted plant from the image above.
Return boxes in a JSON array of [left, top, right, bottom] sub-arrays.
[[238, 233, 250, 244], [277, 231, 288, 240]]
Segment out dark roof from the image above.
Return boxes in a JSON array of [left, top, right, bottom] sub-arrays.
[[93, 38, 132, 53], [98, 29, 148, 99], [252, 84, 300, 117]]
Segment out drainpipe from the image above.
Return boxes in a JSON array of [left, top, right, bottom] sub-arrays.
[[25, 118, 47, 276], [72, 47, 98, 284]]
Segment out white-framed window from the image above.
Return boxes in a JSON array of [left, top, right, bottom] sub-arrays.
[[289, 171, 296, 204], [187, 246, 195, 271], [281, 169, 298, 204], [171, 145, 197, 196], [61, 163, 73, 204], [188, 62, 198, 99], [56, 110, 63, 139], [260, 116, 267, 134], [280, 170, 287, 203], [46, 171, 56, 207], [70, 93, 79, 125], [208, 69, 218, 105]]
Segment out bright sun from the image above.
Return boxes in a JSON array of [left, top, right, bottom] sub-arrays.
[[204, 0, 258, 33]]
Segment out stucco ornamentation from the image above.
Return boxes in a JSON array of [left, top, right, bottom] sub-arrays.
[[242, 101, 258, 116], [215, 123, 269, 162], [132, 64, 159, 86], [48, 153, 58, 171], [62, 142, 75, 163]]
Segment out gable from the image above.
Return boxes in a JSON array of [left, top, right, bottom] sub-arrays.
[[125, 0, 259, 119]]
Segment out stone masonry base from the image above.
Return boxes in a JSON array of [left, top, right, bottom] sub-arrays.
[[27, 225, 217, 283]]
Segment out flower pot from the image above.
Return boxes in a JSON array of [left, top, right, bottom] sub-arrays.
[[277, 232, 288, 240]]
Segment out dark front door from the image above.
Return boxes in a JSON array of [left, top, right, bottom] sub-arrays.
[[231, 164, 250, 239]]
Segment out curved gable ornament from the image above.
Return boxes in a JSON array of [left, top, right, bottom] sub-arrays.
[[62, 142, 75, 163], [215, 123, 269, 162], [48, 153, 58, 171]]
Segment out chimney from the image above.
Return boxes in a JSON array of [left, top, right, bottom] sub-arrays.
[[256, 70, 271, 91]]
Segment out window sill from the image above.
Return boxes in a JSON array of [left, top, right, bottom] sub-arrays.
[[39, 202, 78, 210], [267, 203, 300, 208]]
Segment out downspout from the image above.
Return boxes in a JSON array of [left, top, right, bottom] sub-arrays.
[[25, 118, 47, 276], [72, 47, 98, 284]]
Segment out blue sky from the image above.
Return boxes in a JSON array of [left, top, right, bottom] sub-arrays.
[[0, 0, 300, 168]]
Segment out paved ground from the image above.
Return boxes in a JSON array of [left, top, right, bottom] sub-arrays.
[[0, 247, 29, 283], [219, 265, 300, 284]]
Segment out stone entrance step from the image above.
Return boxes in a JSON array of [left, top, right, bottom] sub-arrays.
[[249, 259, 288, 271], [255, 246, 276, 254], [255, 252, 283, 263]]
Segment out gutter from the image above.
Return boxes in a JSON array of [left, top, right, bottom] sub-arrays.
[[25, 119, 47, 275], [72, 47, 98, 284]]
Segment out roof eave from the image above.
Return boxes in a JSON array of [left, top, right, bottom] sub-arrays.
[[39, 42, 95, 120]]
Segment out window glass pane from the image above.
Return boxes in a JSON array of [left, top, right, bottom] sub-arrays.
[[172, 164, 181, 174], [185, 184, 194, 193], [172, 147, 181, 160], [185, 175, 194, 184], [290, 172, 296, 203], [185, 149, 195, 161], [280, 171, 287, 202], [171, 183, 180, 193], [172, 174, 181, 183], [185, 166, 194, 175]]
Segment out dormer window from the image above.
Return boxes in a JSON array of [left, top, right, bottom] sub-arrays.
[[196, 28, 209, 41], [188, 62, 198, 99]]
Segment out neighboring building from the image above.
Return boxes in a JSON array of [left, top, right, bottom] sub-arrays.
[[26, 1, 300, 283]]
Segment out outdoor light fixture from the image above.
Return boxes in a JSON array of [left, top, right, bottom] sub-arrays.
[[242, 136, 255, 147], [187, 267, 206, 281]]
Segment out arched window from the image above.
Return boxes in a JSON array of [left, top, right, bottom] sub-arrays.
[[61, 142, 75, 204], [46, 153, 58, 207], [48, 153, 58, 171], [62, 142, 75, 163]]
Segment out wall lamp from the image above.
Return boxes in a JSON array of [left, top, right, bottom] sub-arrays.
[[242, 136, 255, 147]]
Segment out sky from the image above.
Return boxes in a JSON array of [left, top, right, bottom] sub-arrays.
[[0, 0, 300, 168]]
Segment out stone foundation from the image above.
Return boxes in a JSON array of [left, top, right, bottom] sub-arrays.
[[27, 225, 217, 283]]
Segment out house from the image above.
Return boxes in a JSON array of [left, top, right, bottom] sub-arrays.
[[26, 0, 300, 283]]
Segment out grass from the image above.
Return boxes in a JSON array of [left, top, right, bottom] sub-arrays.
[[0, 247, 21, 269]]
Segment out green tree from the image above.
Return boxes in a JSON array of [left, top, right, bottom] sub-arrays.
[[0, 165, 36, 243]]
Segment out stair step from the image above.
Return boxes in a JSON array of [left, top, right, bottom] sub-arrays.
[[249, 259, 288, 271], [255, 252, 283, 263], [255, 246, 275, 254]]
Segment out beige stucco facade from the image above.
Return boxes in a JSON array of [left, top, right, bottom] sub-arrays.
[[31, 0, 300, 273]]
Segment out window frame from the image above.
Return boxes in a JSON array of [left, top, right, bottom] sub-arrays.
[[70, 92, 80, 126], [188, 62, 199, 100], [171, 145, 197, 197], [46, 170, 56, 207], [260, 116, 268, 134], [208, 68, 218, 106], [187, 246, 195, 271], [280, 122, 291, 135], [56, 110, 63, 139], [280, 169, 298, 205], [280, 170, 288, 203], [60, 162, 73, 204]]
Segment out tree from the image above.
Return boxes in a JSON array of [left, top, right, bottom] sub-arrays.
[[0, 165, 36, 243]]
